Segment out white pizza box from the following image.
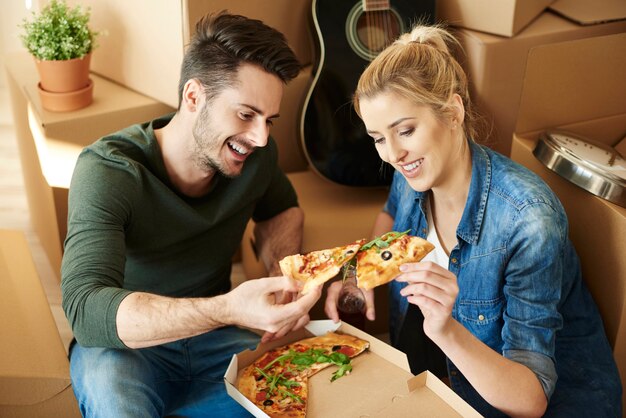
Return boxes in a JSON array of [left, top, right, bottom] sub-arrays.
[[225, 320, 482, 417]]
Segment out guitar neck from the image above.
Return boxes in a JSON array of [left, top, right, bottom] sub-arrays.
[[363, 0, 390, 12]]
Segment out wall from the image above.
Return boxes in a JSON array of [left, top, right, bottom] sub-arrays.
[[0, 1, 43, 88]]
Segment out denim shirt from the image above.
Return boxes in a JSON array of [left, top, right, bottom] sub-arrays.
[[384, 142, 621, 417]]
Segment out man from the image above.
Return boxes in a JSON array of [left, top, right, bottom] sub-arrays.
[[61, 12, 321, 417]]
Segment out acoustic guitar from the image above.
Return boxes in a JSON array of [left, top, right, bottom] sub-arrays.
[[301, 0, 435, 187]]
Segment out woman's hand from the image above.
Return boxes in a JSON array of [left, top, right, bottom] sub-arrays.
[[395, 261, 459, 338]]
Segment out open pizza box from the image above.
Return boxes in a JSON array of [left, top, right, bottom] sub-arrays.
[[225, 320, 482, 417]]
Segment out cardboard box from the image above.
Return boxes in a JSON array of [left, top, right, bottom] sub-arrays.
[[225, 320, 482, 417], [457, 7, 626, 157], [436, 0, 554, 37], [4, 52, 174, 277], [272, 66, 311, 174], [74, 0, 314, 108], [510, 33, 626, 415], [0, 230, 80, 418]]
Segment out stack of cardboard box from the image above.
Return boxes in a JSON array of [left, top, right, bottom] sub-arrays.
[[437, 0, 626, 156]]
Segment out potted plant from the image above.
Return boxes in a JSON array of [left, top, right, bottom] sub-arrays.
[[19, 0, 100, 111]]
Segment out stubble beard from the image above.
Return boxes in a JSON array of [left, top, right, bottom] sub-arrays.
[[192, 105, 240, 179]]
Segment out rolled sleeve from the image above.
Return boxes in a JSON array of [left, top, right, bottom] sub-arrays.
[[505, 349, 558, 400]]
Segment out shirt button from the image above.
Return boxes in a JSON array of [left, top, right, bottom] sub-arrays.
[[478, 314, 485, 321], [451, 258, 458, 264], [422, 228, 427, 235], [450, 370, 458, 376]]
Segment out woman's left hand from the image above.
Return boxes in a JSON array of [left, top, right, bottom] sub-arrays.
[[395, 261, 459, 339]]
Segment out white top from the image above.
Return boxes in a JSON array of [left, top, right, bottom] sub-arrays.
[[422, 198, 450, 269]]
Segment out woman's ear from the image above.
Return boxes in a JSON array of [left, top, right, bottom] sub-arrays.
[[450, 93, 465, 127], [181, 79, 203, 112]]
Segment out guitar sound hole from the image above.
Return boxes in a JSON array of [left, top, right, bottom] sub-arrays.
[[356, 11, 401, 54], [346, 3, 404, 61]]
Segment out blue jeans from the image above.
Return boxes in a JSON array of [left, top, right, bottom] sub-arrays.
[[69, 326, 260, 418]]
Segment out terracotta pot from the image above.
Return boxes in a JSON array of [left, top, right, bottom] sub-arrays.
[[35, 53, 91, 93], [37, 79, 94, 112]]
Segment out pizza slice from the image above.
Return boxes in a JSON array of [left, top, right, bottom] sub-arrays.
[[289, 332, 370, 379], [238, 332, 369, 418], [279, 239, 366, 294], [356, 231, 434, 291]]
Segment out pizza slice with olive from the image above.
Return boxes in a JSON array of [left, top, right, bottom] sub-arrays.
[[356, 231, 435, 290], [238, 332, 369, 418], [279, 239, 366, 294]]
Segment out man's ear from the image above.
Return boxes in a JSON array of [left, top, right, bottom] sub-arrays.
[[181, 79, 203, 112], [450, 93, 465, 126]]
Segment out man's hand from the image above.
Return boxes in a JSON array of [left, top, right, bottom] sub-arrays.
[[324, 280, 376, 323], [224, 276, 321, 340], [260, 285, 313, 343]]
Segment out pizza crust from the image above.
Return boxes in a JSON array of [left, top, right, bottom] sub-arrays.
[[237, 372, 257, 404], [298, 332, 370, 355]]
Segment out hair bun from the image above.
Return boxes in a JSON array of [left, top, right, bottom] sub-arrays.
[[395, 25, 452, 55]]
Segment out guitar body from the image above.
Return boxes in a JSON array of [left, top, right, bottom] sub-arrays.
[[301, 0, 435, 187]]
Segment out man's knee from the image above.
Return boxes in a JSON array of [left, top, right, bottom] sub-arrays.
[[71, 345, 152, 384], [70, 345, 164, 417]]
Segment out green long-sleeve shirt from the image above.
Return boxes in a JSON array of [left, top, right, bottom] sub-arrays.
[[61, 114, 298, 348]]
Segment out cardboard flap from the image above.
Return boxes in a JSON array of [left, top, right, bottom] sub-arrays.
[[413, 372, 484, 418], [516, 33, 626, 134], [549, 0, 626, 25]]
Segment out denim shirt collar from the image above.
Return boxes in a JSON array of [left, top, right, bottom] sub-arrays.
[[411, 141, 491, 245], [458, 142, 491, 245]]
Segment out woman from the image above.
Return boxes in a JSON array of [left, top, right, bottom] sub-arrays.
[[325, 25, 621, 417]]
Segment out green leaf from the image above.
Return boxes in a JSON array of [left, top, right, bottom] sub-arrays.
[[359, 230, 410, 252], [329, 352, 349, 364], [331, 364, 353, 382], [19, 0, 100, 60], [278, 388, 304, 403]]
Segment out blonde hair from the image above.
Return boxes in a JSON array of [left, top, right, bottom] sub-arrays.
[[354, 24, 479, 142]]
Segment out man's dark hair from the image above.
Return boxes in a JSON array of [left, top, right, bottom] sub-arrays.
[[177, 11, 301, 108]]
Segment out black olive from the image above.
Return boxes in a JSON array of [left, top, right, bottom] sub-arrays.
[[263, 399, 274, 406], [381, 250, 392, 260], [346, 250, 354, 254], [332, 345, 342, 351], [255, 374, 264, 381]]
